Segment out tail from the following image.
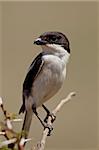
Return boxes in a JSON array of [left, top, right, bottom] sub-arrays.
[[8, 109, 33, 148], [22, 109, 33, 139]]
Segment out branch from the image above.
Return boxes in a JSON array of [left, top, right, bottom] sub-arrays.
[[18, 138, 31, 150], [36, 92, 76, 150], [0, 92, 76, 150], [0, 97, 24, 149], [0, 138, 17, 148]]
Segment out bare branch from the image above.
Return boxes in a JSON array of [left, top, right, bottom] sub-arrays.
[[18, 137, 32, 150], [37, 92, 76, 150], [6, 119, 13, 130], [0, 92, 76, 150], [0, 138, 17, 148], [0, 97, 3, 106], [0, 96, 22, 149], [11, 118, 23, 122], [0, 132, 5, 135]]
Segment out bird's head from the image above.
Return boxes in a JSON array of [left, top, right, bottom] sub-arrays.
[[34, 31, 70, 54]]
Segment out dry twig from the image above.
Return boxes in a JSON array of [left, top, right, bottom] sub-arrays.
[[0, 92, 75, 150], [18, 138, 31, 150], [36, 92, 76, 150], [0, 97, 24, 149], [0, 138, 17, 148]]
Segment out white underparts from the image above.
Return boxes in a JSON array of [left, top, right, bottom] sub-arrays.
[[41, 44, 70, 64]]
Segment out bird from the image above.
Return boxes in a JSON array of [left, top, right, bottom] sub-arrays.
[[19, 31, 70, 140]]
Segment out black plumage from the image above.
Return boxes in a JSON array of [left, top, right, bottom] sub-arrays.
[[19, 53, 44, 114]]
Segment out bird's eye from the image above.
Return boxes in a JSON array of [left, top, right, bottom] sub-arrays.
[[52, 37, 56, 41], [51, 36, 57, 42], [57, 36, 61, 40], [43, 37, 48, 41]]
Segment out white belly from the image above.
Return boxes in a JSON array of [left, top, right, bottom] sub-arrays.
[[32, 56, 66, 107]]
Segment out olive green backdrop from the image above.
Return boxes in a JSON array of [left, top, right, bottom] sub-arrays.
[[0, 1, 98, 150]]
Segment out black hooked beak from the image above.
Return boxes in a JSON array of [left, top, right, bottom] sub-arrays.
[[34, 38, 47, 45]]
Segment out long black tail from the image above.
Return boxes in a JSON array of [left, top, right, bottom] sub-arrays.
[[8, 109, 33, 148], [22, 109, 33, 139]]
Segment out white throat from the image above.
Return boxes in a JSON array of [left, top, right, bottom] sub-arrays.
[[41, 44, 70, 64]]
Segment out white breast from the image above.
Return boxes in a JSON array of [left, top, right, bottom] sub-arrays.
[[32, 54, 67, 107]]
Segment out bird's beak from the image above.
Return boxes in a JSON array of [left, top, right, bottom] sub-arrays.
[[34, 38, 47, 45]]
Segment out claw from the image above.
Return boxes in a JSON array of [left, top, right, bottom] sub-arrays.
[[50, 113, 56, 123], [42, 104, 56, 123], [44, 115, 49, 123], [44, 123, 53, 136], [44, 113, 56, 123]]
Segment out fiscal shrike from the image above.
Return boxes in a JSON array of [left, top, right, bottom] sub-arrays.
[[19, 31, 70, 139]]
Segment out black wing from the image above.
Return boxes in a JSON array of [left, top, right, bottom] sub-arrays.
[[19, 52, 44, 114]]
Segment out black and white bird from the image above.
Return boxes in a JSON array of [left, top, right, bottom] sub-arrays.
[[19, 31, 70, 139]]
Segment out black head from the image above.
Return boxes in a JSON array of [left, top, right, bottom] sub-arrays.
[[34, 32, 70, 53]]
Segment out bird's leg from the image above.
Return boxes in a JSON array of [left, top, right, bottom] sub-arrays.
[[32, 104, 44, 126], [32, 104, 53, 136], [42, 104, 56, 123]]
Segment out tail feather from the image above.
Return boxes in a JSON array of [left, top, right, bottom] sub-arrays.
[[19, 104, 25, 114], [22, 109, 33, 139]]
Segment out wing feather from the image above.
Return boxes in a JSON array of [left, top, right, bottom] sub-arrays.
[[19, 53, 44, 114]]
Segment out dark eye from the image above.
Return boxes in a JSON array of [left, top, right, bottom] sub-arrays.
[[43, 37, 48, 41], [49, 36, 57, 42], [57, 36, 61, 40], [52, 37, 57, 41]]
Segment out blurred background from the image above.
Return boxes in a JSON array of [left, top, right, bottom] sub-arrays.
[[0, 1, 98, 150]]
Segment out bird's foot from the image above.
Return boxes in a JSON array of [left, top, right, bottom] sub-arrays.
[[32, 104, 53, 136], [43, 123, 53, 136], [44, 112, 56, 123], [42, 104, 56, 123]]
